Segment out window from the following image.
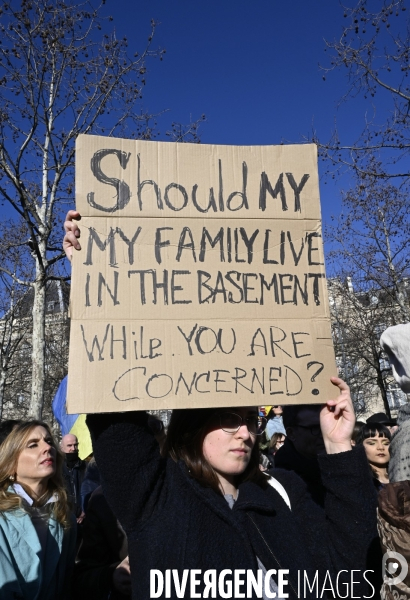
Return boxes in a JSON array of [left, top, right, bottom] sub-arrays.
[[386, 385, 407, 410], [379, 353, 390, 371]]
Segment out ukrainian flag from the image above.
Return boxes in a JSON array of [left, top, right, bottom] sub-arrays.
[[52, 376, 92, 460]]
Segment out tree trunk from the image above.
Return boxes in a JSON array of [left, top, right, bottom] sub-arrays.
[[29, 262, 46, 419], [375, 367, 391, 420], [0, 369, 6, 420]]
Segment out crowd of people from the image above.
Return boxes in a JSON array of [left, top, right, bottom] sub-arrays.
[[0, 394, 405, 599], [0, 212, 408, 600]]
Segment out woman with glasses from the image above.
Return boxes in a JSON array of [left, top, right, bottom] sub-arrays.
[[64, 212, 378, 600], [85, 387, 378, 600]]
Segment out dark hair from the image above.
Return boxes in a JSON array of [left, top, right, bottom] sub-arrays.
[[352, 421, 366, 443], [269, 432, 286, 451], [0, 420, 22, 446], [163, 408, 267, 494], [355, 423, 392, 446], [355, 423, 391, 482], [267, 406, 282, 420]]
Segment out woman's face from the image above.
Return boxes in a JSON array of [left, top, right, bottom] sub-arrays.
[[202, 407, 257, 485], [362, 434, 390, 467], [275, 435, 285, 451], [16, 426, 56, 487]]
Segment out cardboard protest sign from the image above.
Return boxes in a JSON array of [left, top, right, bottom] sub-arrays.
[[67, 134, 337, 413]]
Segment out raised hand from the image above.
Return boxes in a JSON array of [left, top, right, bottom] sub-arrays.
[[320, 377, 355, 455]]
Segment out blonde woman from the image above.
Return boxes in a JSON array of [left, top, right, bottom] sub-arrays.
[[0, 420, 76, 599]]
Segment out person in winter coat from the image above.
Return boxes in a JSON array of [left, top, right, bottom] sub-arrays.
[[265, 406, 286, 440], [0, 420, 76, 599], [272, 404, 326, 507], [86, 390, 378, 600], [61, 433, 87, 523], [74, 485, 130, 599], [64, 210, 379, 600], [81, 458, 100, 513]]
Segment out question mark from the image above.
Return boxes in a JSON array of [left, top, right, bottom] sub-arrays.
[[307, 361, 324, 395]]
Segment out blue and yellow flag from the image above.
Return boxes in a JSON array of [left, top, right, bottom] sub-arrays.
[[52, 376, 92, 459]]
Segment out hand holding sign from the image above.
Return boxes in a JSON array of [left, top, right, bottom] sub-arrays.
[[320, 377, 354, 454], [63, 210, 81, 260]]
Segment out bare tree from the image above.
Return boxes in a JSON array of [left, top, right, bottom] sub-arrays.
[[0, 0, 165, 418], [327, 173, 410, 322], [316, 0, 410, 182], [0, 278, 29, 418], [329, 277, 404, 418], [166, 115, 207, 143], [327, 174, 410, 417]]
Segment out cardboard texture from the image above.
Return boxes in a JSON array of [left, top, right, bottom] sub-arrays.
[[68, 134, 338, 414]]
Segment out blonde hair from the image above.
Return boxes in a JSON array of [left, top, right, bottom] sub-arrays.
[[0, 420, 71, 528]]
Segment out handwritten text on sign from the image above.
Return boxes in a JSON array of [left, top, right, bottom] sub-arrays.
[[67, 136, 337, 413]]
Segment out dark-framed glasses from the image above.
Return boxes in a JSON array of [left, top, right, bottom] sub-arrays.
[[218, 412, 267, 436]]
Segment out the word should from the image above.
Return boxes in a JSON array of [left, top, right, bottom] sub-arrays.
[[87, 149, 309, 215]]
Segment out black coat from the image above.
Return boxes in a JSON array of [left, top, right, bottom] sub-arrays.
[[63, 458, 87, 517], [87, 412, 378, 600], [272, 438, 325, 506], [74, 486, 128, 600]]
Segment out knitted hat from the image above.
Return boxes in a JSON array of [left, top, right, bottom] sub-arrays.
[[380, 324, 410, 393]]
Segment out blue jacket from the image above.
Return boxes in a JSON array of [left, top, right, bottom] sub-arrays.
[[266, 415, 286, 439], [0, 505, 76, 599]]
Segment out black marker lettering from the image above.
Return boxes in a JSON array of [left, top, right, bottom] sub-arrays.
[[226, 162, 249, 211], [177, 324, 198, 356], [164, 183, 188, 212], [240, 228, 259, 264], [110, 325, 126, 359], [285, 173, 309, 212], [171, 270, 191, 304], [176, 228, 197, 262], [84, 227, 116, 267], [137, 154, 163, 210], [192, 184, 218, 213], [263, 230, 278, 265], [98, 271, 120, 307], [291, 332, 311, 359], [155, 227, 173, 265], [199, 228, 225, 263], [87, 149, 131, 213], [259, 172, 287, 212], [81, 323, 110, 362]]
